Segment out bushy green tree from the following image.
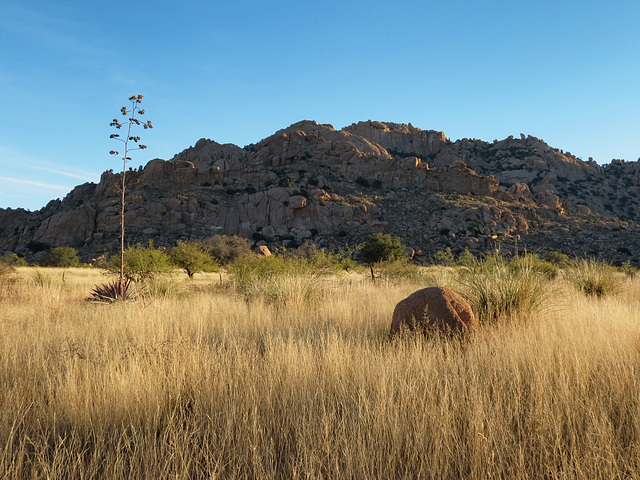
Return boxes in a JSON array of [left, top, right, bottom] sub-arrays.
[[169, 240, 219, 278], [39, 247, 80, 267], [109, 242, 171, 282], [359, 233, 407, 265]]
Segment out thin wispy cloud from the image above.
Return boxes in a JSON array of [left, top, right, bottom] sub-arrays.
[[0, 147, 98, 181], [22, 163, 95, 181], [0, 192, 27, 199], [0, 176, 71, 191]]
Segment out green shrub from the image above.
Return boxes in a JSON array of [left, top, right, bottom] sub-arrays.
[[109, 242, 172, 282], [619, 260, 638, 279], [169, 240, 219, 278], [206, 235, 253, 265], [227, 253, 339, 307], [509, 253, 558, 279], [566, 259, 622, 297], [434, 248, 455, 266], [227, 255, 287, 294], [252, 273, 322, 309], [376, 259, 419, 282], [434, 247, 476, 267], [458, 255, 552, 323], [455, 247, 476, 267], [5, 254, 28, 267], [39, 247, 80, 267], [285, 242, 350, 274], [359, 233, 407, 265], [543, 251, 570, 266]]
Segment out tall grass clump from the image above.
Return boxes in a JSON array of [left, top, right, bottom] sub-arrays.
[[31, 269, 55, 287], [371, 259, 420, 284], [508, 252, 558, 279], [227, 252, 341, 309], [143, 275, 188, 299], [458, 254, 553, 323], [0, 257, 15, 300], [566, 258, 623, 297]]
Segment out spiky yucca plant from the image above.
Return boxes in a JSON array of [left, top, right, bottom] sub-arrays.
[[90, 279, 137, 303]]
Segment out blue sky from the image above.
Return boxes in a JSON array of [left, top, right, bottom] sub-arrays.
[[1, 0, 639, 211]]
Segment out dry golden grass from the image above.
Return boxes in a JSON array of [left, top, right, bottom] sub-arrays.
[[0, 267, 639, 478]]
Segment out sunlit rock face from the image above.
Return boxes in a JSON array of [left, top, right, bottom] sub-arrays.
[[1, 120, 639, 264]]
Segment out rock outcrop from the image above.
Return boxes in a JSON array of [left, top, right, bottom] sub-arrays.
[[1, 120, 640, 265]]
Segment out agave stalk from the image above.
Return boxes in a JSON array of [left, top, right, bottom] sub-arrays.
[[109, 95, 152, 297]]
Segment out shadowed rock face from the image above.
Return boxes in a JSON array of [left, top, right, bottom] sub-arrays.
[[2, 120, 640, 264], [390, 287, 477, 337]]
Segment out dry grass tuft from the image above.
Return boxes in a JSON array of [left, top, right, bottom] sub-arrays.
[[565, 258, 624, 297], [1, 267, 639, 478]]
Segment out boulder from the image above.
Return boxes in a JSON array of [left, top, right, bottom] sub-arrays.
[[390, 287, 477, 336], [255, 245, 272, 256], [261, 225, 277, 240]]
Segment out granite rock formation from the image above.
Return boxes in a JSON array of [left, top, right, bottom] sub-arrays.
[[1, 120, 639, 264]]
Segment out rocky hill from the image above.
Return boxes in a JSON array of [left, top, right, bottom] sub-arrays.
[[1, 120, 639, 264]]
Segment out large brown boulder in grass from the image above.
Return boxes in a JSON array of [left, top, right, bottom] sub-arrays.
[[390, 287, 477, 337]]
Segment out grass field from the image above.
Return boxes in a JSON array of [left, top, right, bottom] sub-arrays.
[[1, 266, 639, 479]]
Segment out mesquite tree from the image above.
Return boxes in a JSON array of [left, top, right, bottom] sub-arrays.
[[109, 95, 152, 296]]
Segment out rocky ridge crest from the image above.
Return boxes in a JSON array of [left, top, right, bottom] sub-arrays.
[[1, 120, 639, 264]]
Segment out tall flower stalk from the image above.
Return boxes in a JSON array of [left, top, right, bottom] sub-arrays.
[[109, 95, 152, 297]]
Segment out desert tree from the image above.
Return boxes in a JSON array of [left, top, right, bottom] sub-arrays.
[[108, 241, 172, 283], [359, 233, 406, 265], [39, 247, 80, 268], [109, 95, 152, 297], [169, 240, 220, 278], [358, 233, 408, 280]]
